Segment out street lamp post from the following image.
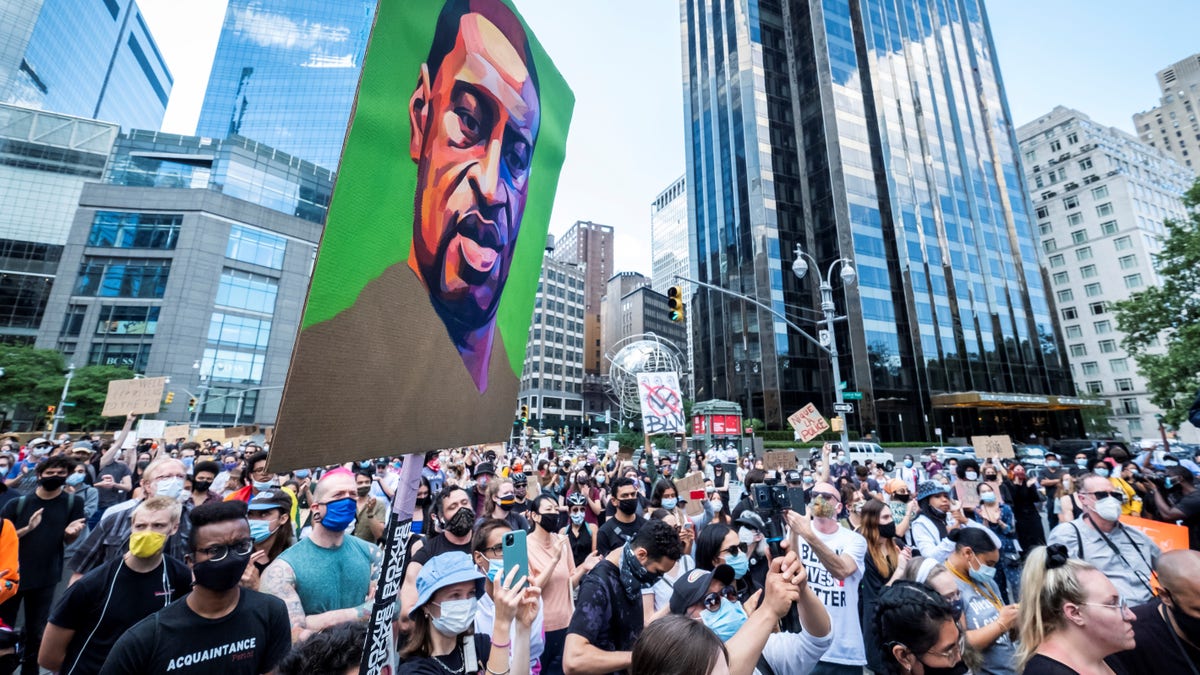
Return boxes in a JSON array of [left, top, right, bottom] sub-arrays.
[[792, 245, 856, 454], [50, 363, 75, 437]]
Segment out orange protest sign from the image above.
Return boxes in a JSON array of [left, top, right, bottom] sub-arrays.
[[1120, 515, 1189, 553]]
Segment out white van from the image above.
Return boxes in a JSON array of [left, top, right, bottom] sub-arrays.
[[810, 441, 895, 472]]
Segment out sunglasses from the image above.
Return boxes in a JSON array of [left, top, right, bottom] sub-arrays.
[[1088, 491, 1125, 501], [721, 543, 749, 557], [569, 507, 586, 514], [702, 585, 740, 612], [812, 492, 841, 502]]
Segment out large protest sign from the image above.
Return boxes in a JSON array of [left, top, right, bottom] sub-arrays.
[[1121, 515, 1189, 552], [972, 435, 1015, 460], [269, 0, 574, 472], [636, 372, 684, 435], [675, 472, 706, 516], [135, 420, 166, 439], [101, 377, 166, 417], [789, 404, 829, 442]]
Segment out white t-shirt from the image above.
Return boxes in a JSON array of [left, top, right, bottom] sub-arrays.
[[643, 554, 695, 612], [758, 629, 834, 675], [796, 524, 867, 666]]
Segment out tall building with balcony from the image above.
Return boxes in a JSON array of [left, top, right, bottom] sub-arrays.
[[0, 104, 119, 344], [518, 256, 586, 438], [1018, 106, 1194, 441], [1, 0, 172, 130], [34, 131, 330, 426], [551, 221, 614, 417], [195, 0, 375, 170], [651, 175, 694, 396], [682, 0, 1081, 440], [1133, 53, 1200, 175]]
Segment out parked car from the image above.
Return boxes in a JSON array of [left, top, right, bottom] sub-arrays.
[[1014, 443, 1048, 468], [1049, 439, 1131, 465], [932, 446, 978, 464], [809, 441, 895, 472]]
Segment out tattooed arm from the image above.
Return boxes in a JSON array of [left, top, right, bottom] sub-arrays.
[[258, 558, 309, 640]]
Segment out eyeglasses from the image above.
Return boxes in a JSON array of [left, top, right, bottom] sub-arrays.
[[1087, 491, 1125, 501], [480, 543, 504, 556], [721, 543, 748, 557], [1080, 597, 1131, 614], [702, 586, 740, 612], [194, 539, 253, 561], [920, 629, 966, 662]]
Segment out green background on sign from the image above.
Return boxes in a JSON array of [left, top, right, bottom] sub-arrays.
[[299, 0, 574, 377]]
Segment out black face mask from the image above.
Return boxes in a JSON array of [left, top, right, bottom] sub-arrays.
[[192, 551, 251, 592], [893, 493, 911, 503], [877, 522, 897, 539], [918, 661, 968, 675], [192, 479, 213, 493], [39, 475, 66, 491], [415, 496, 432, 508], [445, 507, 475, 537], [137, 461, 150, 471], [617, 498, 638, 515], [1167, 595, 1200, 639], [538, 512, 561, 532]]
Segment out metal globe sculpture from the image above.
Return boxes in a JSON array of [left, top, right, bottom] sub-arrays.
[[606, 333, 685, 416]]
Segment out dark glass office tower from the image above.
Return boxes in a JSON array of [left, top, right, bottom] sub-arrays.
[[682, 0, 1082, 440], [1, 0, 172, 130], [195, 0, 375, 171]]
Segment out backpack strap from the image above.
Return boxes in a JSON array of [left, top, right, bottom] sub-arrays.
[[16, 497, 27, 525], [1070, 522, 1084, 559]]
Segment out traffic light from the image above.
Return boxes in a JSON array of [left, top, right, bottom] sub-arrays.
[[667, 286, 685, 323], [188, 397, 197, 411], [164, 392, 175, 404], [45, 405, 55, 427], [520, 404, 529, 422]]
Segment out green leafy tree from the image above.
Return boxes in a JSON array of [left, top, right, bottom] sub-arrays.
[[62, 365, 137, 430], [0, 345, 66, 410], [1113, 180, 1200, 426]]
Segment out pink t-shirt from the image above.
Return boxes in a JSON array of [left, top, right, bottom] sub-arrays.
[[527, 532, 577, 631]]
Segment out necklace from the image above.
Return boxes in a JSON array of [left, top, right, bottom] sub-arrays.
[[947, 562, 1002, 610], [433, 643, 465, 674]]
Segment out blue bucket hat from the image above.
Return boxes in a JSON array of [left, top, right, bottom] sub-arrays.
[[917, 480, 950, 502], [410, 552, 484, 617]]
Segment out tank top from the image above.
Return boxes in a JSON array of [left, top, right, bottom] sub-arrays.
[[567, 522, 592, 566], [277, 535, 374, 614]]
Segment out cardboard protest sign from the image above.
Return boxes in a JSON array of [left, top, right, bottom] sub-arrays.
[[269, 0, 574, 472], [101, 377, 166, 417], [636, 372, 684, 435], [607, 441, 619, 456], [762, 451, 797, 472], [163, 425, 190, 441], [675, 472, 706, 516], [1120, 514, 1189, 553], [539, 437, 552, 450], [954, 480, 980, 510], [789, 404, 829, 442], [135, 420, 166, 439], [972, 435, 1014, 460]]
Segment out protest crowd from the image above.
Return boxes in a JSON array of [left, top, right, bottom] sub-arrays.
[[0, 417, 1199, 674]]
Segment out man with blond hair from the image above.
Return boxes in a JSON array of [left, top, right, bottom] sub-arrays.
[[41, 496, 192, 674], [69, 457, 193, 580]]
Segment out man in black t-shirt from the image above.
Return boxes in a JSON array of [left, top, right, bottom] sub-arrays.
[[1149, 466, 1200, 550], [399, 486, 475, 632], [40, 496, 192, 674], [596, 477, 644, 555], [564, 519, 682, 675], [0, 455, 86, 675], [1110, 549, 1200, 673], [101, 501, 290, 674]]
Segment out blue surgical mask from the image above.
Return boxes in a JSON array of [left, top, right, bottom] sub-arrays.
[[970, 558, 998, 585], [1046, 461, 1060, 469], [802, 476, 814, 485], [486, 558, 505, 583], [248, 519, 276, 543], [661, 497, 678, 511], [1094, 468, 1110, 478], [182, 457, 194, 471], [702, 597, 748, 641], [1076, 459, 1089, 468], [570, 512, 585, 525], [252, 479, 274, 492], [904, 459, 913, 468], [980, 492, 996, 503], [725, 551, 749, 579], [66, 473, 86, 487]]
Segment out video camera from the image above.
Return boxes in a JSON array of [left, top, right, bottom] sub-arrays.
[[748, 481, 806, 634]]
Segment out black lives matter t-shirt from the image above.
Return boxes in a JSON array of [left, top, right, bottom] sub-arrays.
[[100, 588, 290, 675]]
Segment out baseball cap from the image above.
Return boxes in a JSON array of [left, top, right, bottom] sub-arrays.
[[473, 462, 495, 478], [247, 490, 292, 513], [27, 437, 48, 447], [70, 441, 95, 454], [669, 564, 735, 615], [410, 552, 484, 617], [784, 470, 802, 484]]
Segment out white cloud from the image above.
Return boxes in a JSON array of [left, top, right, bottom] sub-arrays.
[[300, 53, 356, 69], [231, 6, 350, 50]]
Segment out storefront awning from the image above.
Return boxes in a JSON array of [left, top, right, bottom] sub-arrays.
[[930, 391, 1108, 410]]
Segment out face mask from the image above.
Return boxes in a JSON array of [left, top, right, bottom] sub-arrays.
[[193, 479, 213, 493], [1046, 461, 1060, 469], [445, 507, 475, 537], [248, 519, 278, 543], [538, 512, 560, 532], [252, 479, 274, 492], [596, 475, 605, 485], [1166, 593, 1200, 638], [702, 597, 748, 641], [904, 459, 913, 468], [137, 461, 150, 471], [877, 522, 897, 539], [725, 551, 750, 579], [838, 456, 848, 465], [155, 476, 184, 500], [1093, 496, 1122, 522], [415, 495, 433, 508], [737, 527, 757, 547], [355, 485, 372, 497], [917, 660, 969, 675], [1094, 468, 1110, 478], [948, 595, 964, 618], [965, 471, 978, 481], [66, 473, 86, 487], [893, 493, 911, 503], [486, 558, 505, 583], [0, 465, 9, 475], [31, 446, 50, 458], [497, 496, 516, 512], [1076, 459, 1089, 468], [618, 498, 639, 515], [622, 542, 662, 588], [980, 492, 996, 503], [984, 474, 997, 481], [802, 476, 814, 485], [129, 531, 167, 558], [192, 550, 251, 591], [570, 512, 585, 525], [294, 469, 310, 479], [319, 497, 357, 532], [969, 556, 998, 585], [431, 597, 477, 636], [661, 497, 678, 511], [947, 464, 957, 473], [222, 461, 237, 471]]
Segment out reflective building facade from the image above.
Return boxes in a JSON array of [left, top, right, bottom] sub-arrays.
[[682, 0, 1079, 439], [195, 0, 375, 170], [1, 0, 171, 130]]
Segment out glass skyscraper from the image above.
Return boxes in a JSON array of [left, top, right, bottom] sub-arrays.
[[195, 0, 375, 171], [1, 0, 171, 130], [682, 0, 1081, 440]]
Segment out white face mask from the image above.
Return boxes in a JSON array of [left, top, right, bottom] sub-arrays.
[[737, 527, 757, 546], [154, 476, 184, 500], [1093, 496, 1122, 522], [431, 597, 477, 636]]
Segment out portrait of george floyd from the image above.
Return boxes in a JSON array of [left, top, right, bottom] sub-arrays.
[[270, 0, 572, 470]]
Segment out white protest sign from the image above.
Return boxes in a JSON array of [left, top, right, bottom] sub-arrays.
[[135, 419, 166, 439], [788, 403, 830, 442], [635, 372, 684, 434]]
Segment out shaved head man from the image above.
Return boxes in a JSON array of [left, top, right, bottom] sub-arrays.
[[1111, 549, 1200, 672]]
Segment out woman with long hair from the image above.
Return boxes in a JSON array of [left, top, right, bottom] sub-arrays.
[[974, 480, 1021, 602], [1057, 473, 1081, 524], [859, 499, 911, 673], [412, 477, 434, 536], [1002, 463, 1046, 553], [631, 614, 729, 675], [481, 476, 529, 532], [650, 478, 695, 555], [694, 522, 758, 603], [875, 581, 968, 675], [1017, 544, 1136, 674], [943, 527, 1018, 675]]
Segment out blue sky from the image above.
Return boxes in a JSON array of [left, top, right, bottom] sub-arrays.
[[138, 0, 1200, 277]]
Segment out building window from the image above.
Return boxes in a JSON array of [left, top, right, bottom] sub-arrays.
[[1051, 140, 1062, 152], [1038, 222, 1053, 235], [1124, 273, 1144, 289], [201, 347, 265, 384], [1128, 418, 1143, 433], [226, 225, 287, 270], [95, 305, 159, 335], [1086, 381, 1103, 395], [1048, 254, 1065, 268], [1043, 239, 1057, 253], [1062, 307, 1078, 320], [1071, 230, 1088, 244], [216, 269, 278, 314], [74, 258, 171, 298], [1093, 320, 1112, 334], [1114, 378, 1134, 392], [1115, 236, 1133, 250], [1098, 339, 1118, 353], [1067, 132, 1079, 144], [1063, 195, 1079, 210], [88, 342, 151, 372], [207, 313, 272, 350], [1089, 302, 1107, 315], [1084, 283, 1103, 297], [1036, 206, 1050, 219], [1091, 185, 1109, 199], [87, 212, 181, 249], [1057, 289, 1075, 303], [1100, 220, 1119, 235], [1065, 325, 1083, 339], [1066, 213, 1084, 227], [1096, 202, 1115, 216], [1110, 358, 1129, 373], [1076, 247, 1093, 261], [1052, 271, 1070, 285], [1079, 158, 1093, 171], [1119, 398, 1140, 415], [1069, 344, 1088, 357], [1082, 362, 1100, 375], [1080, 265, 1097, 279], [60, 305, 87, 337]]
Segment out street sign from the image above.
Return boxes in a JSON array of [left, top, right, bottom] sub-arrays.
[[842, 391, 863, 400], [838, 381, 847, 391], [833, 402, 854, 413], [819, 330, 830, 346]]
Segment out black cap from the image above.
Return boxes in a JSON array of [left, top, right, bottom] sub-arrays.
[[785, 470, 802, 484], [473, 462, 495, 478], [669, 564, 735, 615]]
